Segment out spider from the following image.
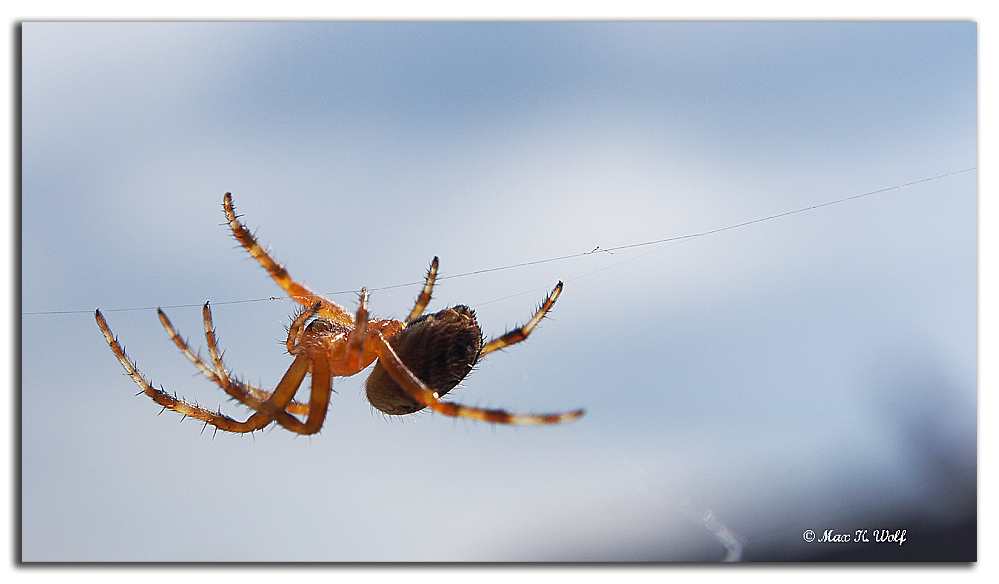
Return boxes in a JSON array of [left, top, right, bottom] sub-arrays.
[[95, 192, 584, 435]]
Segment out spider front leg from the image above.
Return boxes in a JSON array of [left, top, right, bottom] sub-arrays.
[[197, 300, 339, 435], [241, 315, 338, 435], [95, 309, 311, 433], [244, 347, 333, 435], [200, 301, 324, 418], [156, 307, 309, 415], [369, 329, 584, 425], [222, 192, 353, 325]]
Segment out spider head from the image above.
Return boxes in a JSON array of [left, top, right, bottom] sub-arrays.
[[307, 318, 333, 333], [365, 306, 484, 415]]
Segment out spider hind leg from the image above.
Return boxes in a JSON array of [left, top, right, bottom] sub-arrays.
[[365, 297, 584, 425], [406, 256, 439, 321], [366, 305, 483, 415], [480, 282, 563, 356]]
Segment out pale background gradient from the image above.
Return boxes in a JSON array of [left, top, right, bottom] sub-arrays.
[[21, 21, 976, 561]]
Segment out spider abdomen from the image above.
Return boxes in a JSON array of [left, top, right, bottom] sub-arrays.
[[366, 306, 483, 415]]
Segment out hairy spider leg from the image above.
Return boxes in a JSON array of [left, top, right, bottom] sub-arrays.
[[480, 281, 563, 356], [222, 192, 353, 325], [238, 306, 346, 435], [345, 289, 370, 371], [157, 307, 310, 415], [247, 291, 379, 434], [202, 302, 241, 401], [369, 328, 584, 425], [224, 193, 441, 331], [202, 301, 356, 430], [238, 351, 333, 435], [95, 308, 312, 433], [407, 256, 439, 321]]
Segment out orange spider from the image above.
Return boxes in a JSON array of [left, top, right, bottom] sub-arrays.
[[95, 193, 584, 434]]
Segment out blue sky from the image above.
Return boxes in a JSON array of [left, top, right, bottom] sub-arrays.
[[21, 22, 976, 561]]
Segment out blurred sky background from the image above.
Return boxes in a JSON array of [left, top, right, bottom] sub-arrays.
[[20, 21, 977, 561]]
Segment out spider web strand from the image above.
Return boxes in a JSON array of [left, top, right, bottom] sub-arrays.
[[22, 167, 976, 316]]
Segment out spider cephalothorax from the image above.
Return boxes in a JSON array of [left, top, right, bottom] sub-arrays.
[[95, 193, 583, 434]]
